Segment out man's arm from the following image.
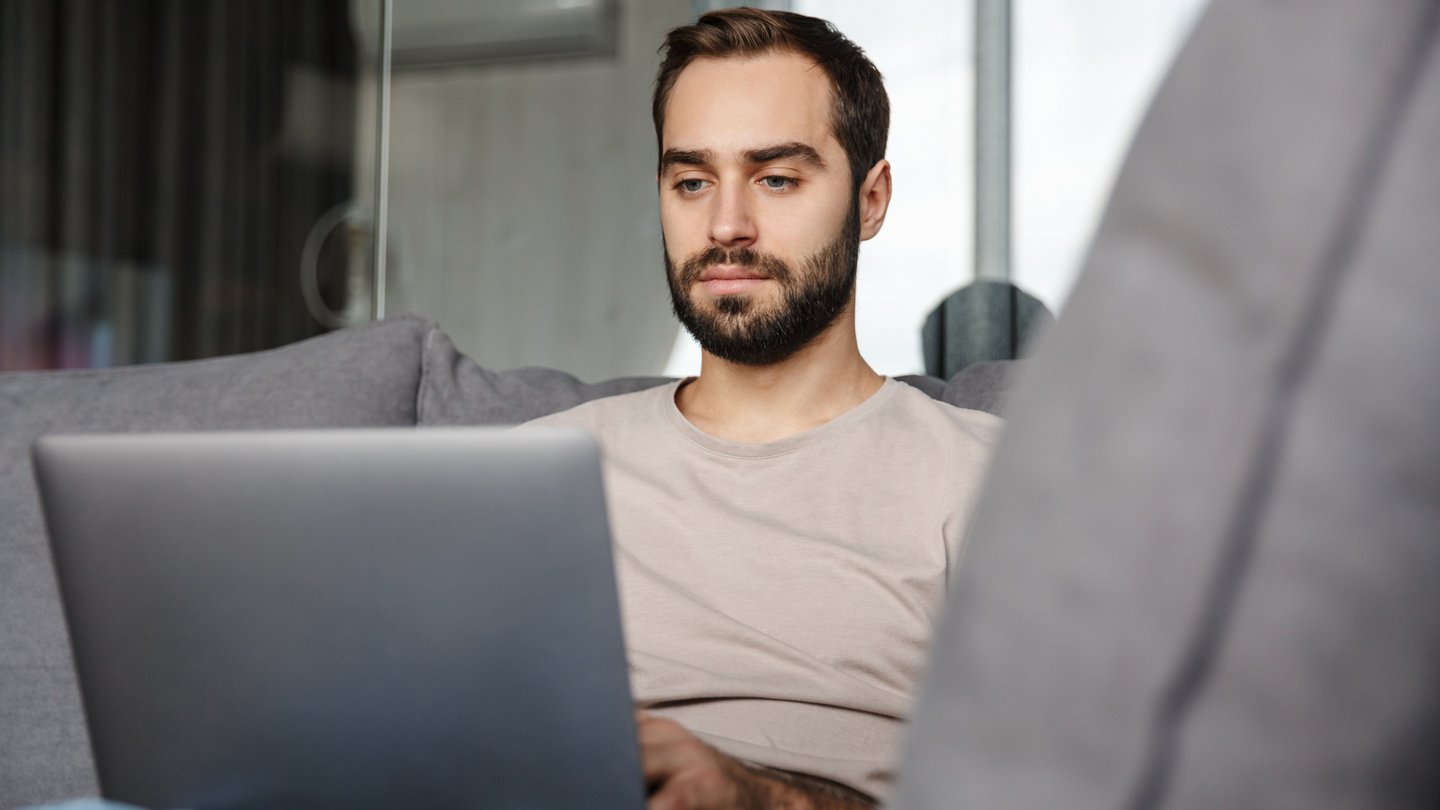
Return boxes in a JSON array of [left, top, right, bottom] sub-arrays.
[[637, 712, 878, 810]]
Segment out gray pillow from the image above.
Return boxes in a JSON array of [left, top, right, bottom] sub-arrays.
[[418, 327, 1016, 426], [0, 314, 430, 807], [937, 362, 1015, 416], [418, 328, 674, 426]]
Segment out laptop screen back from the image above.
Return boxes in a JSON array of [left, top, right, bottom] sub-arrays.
[[33, 428, 643, 810]]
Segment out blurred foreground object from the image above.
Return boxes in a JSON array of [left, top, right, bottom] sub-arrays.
[[897, 0, 1440, 808]]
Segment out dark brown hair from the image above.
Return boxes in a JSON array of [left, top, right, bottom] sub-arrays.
[[652, 7, 890, 190]]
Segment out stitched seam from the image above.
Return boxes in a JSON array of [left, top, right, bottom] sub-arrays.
[[416, 325, 436, 426]]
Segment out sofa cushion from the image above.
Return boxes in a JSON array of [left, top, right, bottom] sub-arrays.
[[936, 362, 1015, 416], [0, 315, 431, 807], [418, 328, 1017, 426], [417, 329, 675, 426]]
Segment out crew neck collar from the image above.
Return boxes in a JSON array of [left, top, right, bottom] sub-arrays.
[[660, 377, 900, 459]]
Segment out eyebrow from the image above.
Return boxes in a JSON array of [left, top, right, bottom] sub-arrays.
[[660, 148, 715, 173], [659, 142, 827, 173], [744, 142, 826, 168]]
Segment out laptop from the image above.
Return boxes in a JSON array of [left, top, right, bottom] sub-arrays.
[[32, 428, 645, 810]]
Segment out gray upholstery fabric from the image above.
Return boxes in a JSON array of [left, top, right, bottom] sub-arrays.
[[0, 296, 1017, 808], [416, 328, 675, 426], [419, 328, 1018, 426], [938, 362, 1016, 417], [892, 373, 946, 401], [896, 2, 1440, 809], [0, 315, 431, 808], [0, 307, 1016, 806]]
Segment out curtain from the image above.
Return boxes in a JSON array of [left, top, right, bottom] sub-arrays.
[[0, 0, 362, 370]]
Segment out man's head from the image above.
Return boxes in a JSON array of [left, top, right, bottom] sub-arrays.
[[653, 8, 892, 367]]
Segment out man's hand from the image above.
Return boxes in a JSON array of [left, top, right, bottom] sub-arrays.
[[636, 711, 877, 810]]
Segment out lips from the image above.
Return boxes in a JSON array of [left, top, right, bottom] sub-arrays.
[[695, 264, 771, 296], [698, 264, 769, 283], [677, 247, 791, 298]]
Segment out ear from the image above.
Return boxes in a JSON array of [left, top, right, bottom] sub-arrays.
[[857, 159, 892, 241]]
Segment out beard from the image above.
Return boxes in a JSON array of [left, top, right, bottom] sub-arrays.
[[665, 202, 861, 367]]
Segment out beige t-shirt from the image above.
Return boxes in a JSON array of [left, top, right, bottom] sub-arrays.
[[523, 378, 1001, 800]]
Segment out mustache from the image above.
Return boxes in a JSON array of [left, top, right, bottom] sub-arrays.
[[678, 247, 795, 287]]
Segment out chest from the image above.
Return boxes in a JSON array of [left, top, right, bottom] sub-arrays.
[[602, 449, 953, 676]]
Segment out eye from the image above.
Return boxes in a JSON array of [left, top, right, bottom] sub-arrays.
[[760, 175, 798, 192], [676, 178, 709, 195]]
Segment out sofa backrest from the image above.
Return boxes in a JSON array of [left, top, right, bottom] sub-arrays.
[[0, 310, 1016, 806], [414, 327, 1017, 427], [0, 315, 432, 807]]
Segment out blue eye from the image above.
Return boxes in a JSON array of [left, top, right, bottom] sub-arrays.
[[678, 179, 707, 193], [761, 176, 797, 191]]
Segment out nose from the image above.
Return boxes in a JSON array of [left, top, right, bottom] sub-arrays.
[[708, 182, 757, 248]]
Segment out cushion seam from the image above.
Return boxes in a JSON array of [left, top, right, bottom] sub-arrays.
[[417, 325, 436, 425]]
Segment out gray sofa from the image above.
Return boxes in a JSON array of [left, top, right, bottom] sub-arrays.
[[0, 314, 1011, 808]]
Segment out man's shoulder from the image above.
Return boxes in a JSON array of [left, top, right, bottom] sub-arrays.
[[887, 378, 1005, 450], [519, 381, 678, 435]]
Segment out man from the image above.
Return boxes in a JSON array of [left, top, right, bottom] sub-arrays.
[[525, 8, 1000, 809]]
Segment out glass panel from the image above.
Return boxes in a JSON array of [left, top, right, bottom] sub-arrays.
[[0, 0, 384, 370], [1013, 0, 1210, 312], [379, 0, 686, 383]]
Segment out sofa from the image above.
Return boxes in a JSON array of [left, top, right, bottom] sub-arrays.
[[0, 314, 1012, 808]]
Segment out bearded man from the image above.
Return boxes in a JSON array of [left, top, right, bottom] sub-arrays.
[[523, 8, 1000, 809]]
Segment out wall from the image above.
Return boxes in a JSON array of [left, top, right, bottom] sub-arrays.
[[376, 0, 692, 381]]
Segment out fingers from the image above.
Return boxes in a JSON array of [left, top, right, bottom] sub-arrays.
[[648, 773, 708, 810], [649, 765, 738, 810], [637, 714, 706, 786], [635, 715, 868, 810], [636, 710, 688, 742], [636, 713, 744, 810]]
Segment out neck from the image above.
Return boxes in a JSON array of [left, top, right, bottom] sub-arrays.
[[675, 306, 885, 443]]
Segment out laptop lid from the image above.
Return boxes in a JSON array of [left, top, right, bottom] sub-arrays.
[[32, 427, 644, 810]]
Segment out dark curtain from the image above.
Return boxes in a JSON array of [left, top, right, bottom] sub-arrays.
[[0, 0, 361, 370]]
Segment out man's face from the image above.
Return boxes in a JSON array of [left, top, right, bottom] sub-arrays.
[[659, 51, 860, 366]]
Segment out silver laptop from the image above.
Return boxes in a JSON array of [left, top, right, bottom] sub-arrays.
[[32, 428, 644, 810]]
